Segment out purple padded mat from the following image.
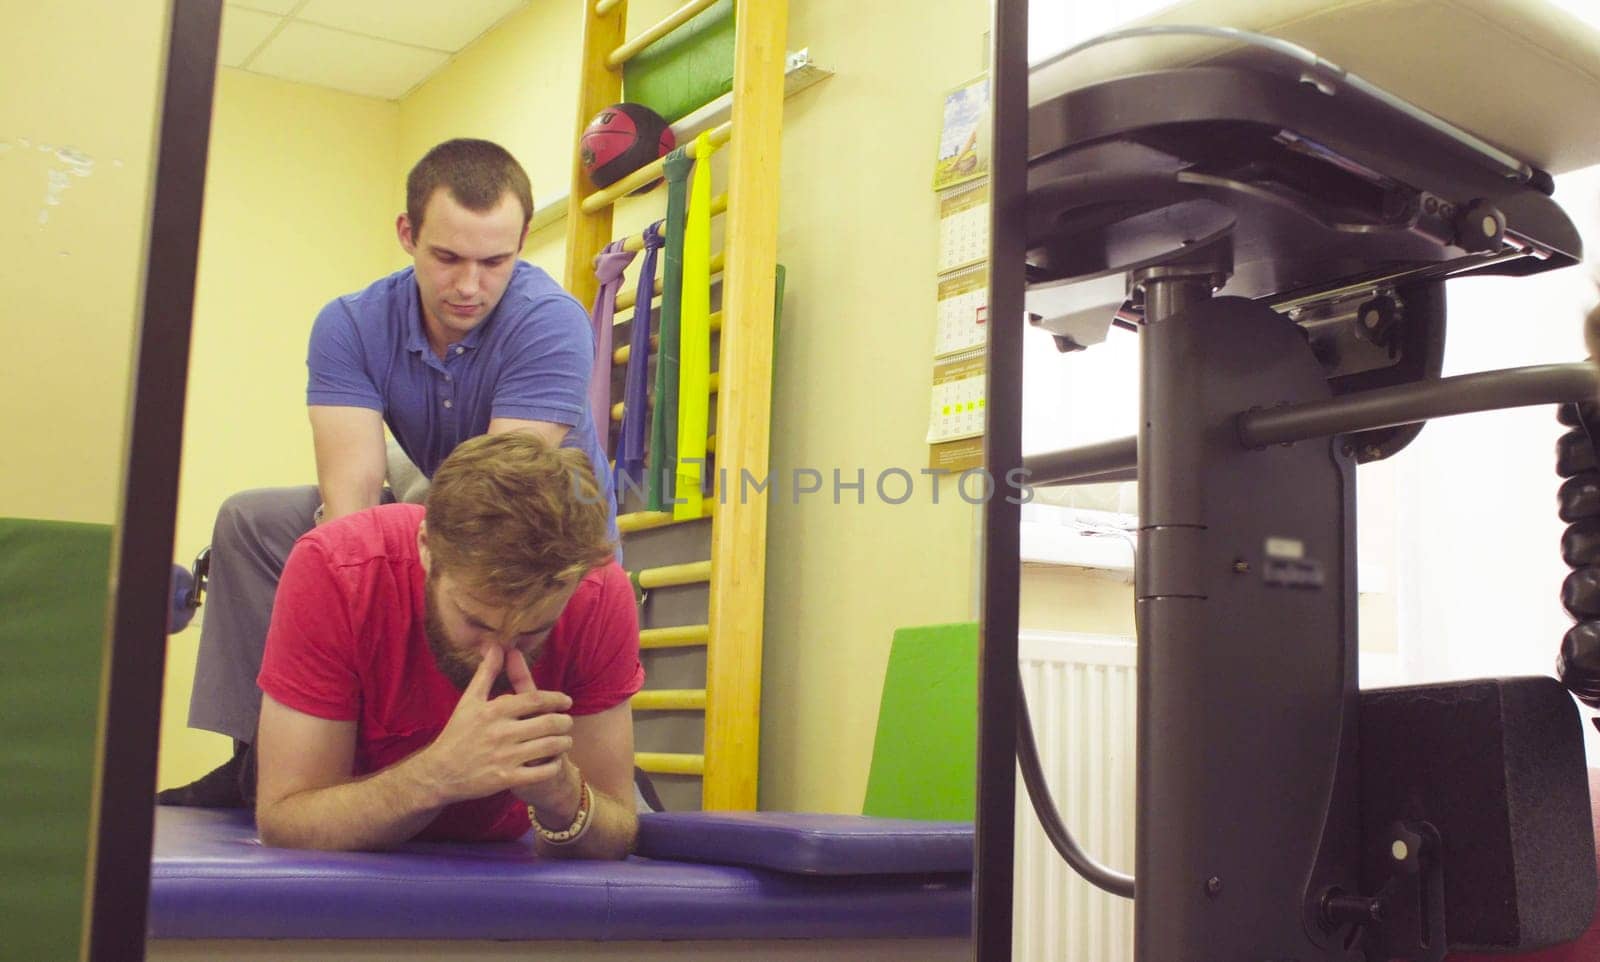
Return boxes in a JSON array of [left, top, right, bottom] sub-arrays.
[[634, 810, 974, 875], [148, 807, 972, 941]]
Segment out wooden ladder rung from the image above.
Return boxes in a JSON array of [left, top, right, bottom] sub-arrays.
[[633, 689, 707, 711], [619, 194, 728, 252], [614, 311, 722, 366], [635, 751, 705, 776], [611, 372, 718, 421], [635, 560, 711, 590], [617, 503, 714, 533], [640, 623, 710, 649], [607, 0, 719, 69], [616, 251, 725, 313]]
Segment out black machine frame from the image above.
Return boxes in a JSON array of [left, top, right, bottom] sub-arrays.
[[979, 3, 1599, 961], [82, 2, 221, 960]]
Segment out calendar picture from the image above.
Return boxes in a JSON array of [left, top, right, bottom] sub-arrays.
[[934, 74, 990, 191]]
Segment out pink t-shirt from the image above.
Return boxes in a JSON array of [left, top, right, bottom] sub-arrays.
[[258, 502, 643, 841]]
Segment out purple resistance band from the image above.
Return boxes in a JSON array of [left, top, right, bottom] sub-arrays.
[[617, 221, 664, 488], [588, 238, 638, 454]]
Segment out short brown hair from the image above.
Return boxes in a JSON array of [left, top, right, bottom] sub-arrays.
[[425, 433, 615, 603], [406, 139, 534, 238]]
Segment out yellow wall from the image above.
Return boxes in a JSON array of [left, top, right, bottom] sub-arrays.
[[399, 0, 989, 813], [0, 0, 170, 524], [397, 1, 587, 245], [761, 0, 988, 812], [1020, 567, 1136, 638], [158, 69, 400, 789]]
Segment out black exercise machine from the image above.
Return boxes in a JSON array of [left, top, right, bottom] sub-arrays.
[[989, 20, 1600, 962]]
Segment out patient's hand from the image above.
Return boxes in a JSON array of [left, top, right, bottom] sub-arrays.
[[501, 648, 583, 818], [418, 644, 574, 805]]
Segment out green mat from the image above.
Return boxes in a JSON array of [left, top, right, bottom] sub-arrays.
[[623, 0, 735, 124], [0, 517, 113, 960], [862, 622, 978, 821]]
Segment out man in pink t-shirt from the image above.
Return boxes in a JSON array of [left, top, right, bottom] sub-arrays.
[[254, 432, 642, 857]]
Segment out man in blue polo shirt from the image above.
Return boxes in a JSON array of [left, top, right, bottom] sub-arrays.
[[160, 139, 617, 807]]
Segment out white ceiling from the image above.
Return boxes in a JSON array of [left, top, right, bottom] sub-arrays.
[[220, 0, 531, 101]]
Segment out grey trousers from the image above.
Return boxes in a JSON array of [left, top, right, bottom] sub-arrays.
[[185, 485, 324, 741], [188, 443, 427, 741]]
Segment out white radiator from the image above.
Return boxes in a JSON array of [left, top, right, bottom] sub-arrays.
[[1013, 631, 1137, 962]]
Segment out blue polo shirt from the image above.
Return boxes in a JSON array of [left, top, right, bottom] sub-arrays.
[[305, 261, 616, 534]]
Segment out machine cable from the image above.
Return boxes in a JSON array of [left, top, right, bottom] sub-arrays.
[[1012, 522, 1136, 898]]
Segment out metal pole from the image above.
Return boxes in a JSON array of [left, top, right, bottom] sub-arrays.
[[84, 2, 220, 959], [975, 0, 1028, 958], [1023, 437, 1138, 486], [1237, 363, 1597, 449]]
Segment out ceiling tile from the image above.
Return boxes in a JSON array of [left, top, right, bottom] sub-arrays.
[[229, 0, 304, 14], [249, 20, 449, 100], [296, 0, 527, 52], [219, 7, 282, 69]]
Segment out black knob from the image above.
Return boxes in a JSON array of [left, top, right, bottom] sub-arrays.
[[1354, 295, 1399, 348], [1563, 567, 1600, 620], [1558, 429, 1598, 478], [1560, 473, 1600, 523], [1560, 620, 1600, 707], [1455, 199, 1506, 253], [1564, 519, 1600, 567], [1559, 401, 1600, 428]]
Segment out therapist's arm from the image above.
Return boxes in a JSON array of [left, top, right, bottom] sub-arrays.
[[488, 417, 570, 445], [308, 405, 387, 523]]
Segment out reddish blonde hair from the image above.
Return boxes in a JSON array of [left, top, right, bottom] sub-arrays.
[[425, 432, 614, 602]]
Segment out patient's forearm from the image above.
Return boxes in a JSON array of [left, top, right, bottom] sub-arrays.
[[257, 755, 443, 852], [533, 784, 638, 861]]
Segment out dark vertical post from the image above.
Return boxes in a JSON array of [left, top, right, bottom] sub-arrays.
[[975, 0, 1028, 959], [82, 2, 221, 958], [1134, 290, 1357, 960]]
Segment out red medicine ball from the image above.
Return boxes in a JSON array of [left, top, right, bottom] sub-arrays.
[[580, 103, 676, 191]]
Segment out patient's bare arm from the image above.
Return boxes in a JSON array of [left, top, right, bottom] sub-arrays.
[[255, 646, 574, 851]]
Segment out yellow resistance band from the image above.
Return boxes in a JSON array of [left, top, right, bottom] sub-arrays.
[[674, 131, 716, 520]]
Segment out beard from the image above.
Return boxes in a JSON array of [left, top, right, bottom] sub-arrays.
[[423, 569, 512, 696]]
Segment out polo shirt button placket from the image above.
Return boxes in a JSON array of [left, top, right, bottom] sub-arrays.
[[442, 351, 458, 411]]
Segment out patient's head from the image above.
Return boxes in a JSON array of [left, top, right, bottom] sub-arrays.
[[417, 433, 615, 689]]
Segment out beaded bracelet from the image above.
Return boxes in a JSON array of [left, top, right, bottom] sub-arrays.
[[530, 778, 594, 846]]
